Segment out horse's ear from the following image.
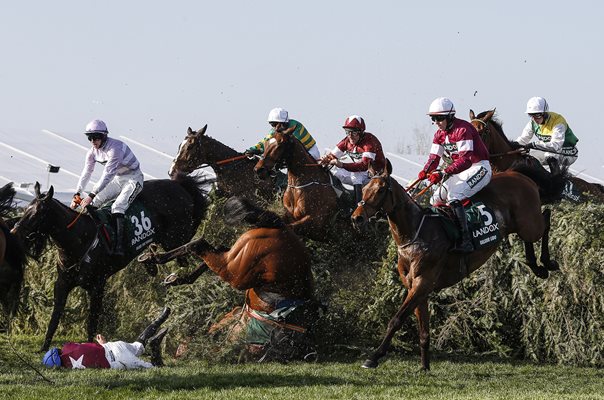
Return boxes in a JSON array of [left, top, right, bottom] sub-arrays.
[[187, 127, 194, 135], [46, 186, 54, 199], [484, 109, 495, 122], [368, 161, 376, 177], [469, 109, 476, 120], [198, 125, 208, 136], [34, 182, 41, 197]]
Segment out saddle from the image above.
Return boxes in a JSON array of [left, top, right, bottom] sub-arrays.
[[431, 200, 502, 251]]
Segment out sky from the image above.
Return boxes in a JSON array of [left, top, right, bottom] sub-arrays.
[[1, 0, 603, 195]]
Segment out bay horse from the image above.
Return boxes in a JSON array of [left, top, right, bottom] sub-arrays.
[[11, 176, 208, 351], [253, 131, 339, 240], [351, 163, 557, 371], [170, 125, 278, 203], [0, 183, 25, 319], [139, 196, 318, 360], [470, 109, 604, 203]]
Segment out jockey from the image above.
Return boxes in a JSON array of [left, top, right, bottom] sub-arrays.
[[70, 119, 144, 256], [320, 115, 386, 203], [245, 108, 321, 160], [42, 308, 170, 369], [513, 97, 578, 172], [418, 97, 492, 254]]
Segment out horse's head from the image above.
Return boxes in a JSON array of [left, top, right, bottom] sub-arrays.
[[11, 182, 55, 256], [169, 125, 208, 178], [253, 132, 294, 180], [351, 161, 395, 231]]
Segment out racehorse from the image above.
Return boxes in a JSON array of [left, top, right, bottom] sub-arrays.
[[170, 125, 277, 203], [351, 163, 557, 371], [11, 177, 209, 351], [253, 131, 339, 240], [0, 183, 25, 318], [470, 109, 604, 203], [139, 196, 318, 360]]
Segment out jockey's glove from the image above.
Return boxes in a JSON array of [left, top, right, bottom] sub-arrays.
[[509, 141, 524, 150], [428, 171, 444, 184], [417, 170, 427, 180]]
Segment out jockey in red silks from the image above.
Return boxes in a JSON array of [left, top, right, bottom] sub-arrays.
[[320, 115, 386, 203], [418, 97, 492, 254]]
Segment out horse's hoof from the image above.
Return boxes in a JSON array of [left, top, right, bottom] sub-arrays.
[[137, 253, 150, 263], [162, 273, 179, 286], [545, 260, 559, 271], [361, 359, 378, 369], [531, 266, 549, 279]]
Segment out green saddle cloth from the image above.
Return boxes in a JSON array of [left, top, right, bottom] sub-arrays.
[[432, 201, 502, 251], [93, 201, 157, 257]]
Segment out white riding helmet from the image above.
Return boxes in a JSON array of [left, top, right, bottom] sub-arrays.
[[85, 119, 109, 134], [428, 97, 456, 115], [267, 108, 289, 123], [525, 97, 549, 114]]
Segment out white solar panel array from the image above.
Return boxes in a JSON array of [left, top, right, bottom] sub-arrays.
[[1, 127, 602, 207]]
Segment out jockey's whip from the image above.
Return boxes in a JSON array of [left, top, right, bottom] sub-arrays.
[[216, 154, 249, 166], [405, 178, 421, 192], [412, 182, 435, 200]]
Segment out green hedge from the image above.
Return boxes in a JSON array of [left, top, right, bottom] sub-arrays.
[[6, 199, 604, 366]]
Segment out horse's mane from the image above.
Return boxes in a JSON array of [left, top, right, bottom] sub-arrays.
[[198, 132, 240, 155], [475, 111, 515, 146], [223, 196, 285, 229], [0, 183, 16, 218]]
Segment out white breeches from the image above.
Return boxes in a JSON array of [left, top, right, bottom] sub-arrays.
[[431, 160, 492, 204]]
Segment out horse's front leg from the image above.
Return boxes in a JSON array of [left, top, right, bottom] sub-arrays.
[[523, 241, 549, 279], [86, 282, 105, 343], [41, 276, 72, 351], [539, 209, 559, 271], [362, 279, 430, 369], [414, 300, 430, 371]]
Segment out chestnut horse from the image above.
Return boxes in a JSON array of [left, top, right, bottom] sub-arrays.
[[11, 177, 208, 351], [253, 132, 339, 240], [470, 109, 604, 203], [0, 183, 25, 318], [138, 196, 318, 359], [170, 125, 279, 203], [351, 164, 557, 371]]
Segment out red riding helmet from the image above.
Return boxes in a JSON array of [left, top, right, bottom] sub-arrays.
[[343, 115, 366, 132]]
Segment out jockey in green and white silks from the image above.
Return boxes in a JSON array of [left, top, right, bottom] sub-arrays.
[[515, 97, 578, 168], [246, 108, 320, 160]]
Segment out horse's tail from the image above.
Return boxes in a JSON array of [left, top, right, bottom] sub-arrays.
[[510, 158, 566, 205], [172, 173, 213, 227], [223, 196, 286, 229], [0, 224, 25, 317], [0, 183, 16, 218]]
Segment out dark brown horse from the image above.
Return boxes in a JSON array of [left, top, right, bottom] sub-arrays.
[[470, 109, 604, 203], [11, 177, 208, 351], [170, 125, 277, 203], [139, 196, 318, 359], [0, 183, 25, 319], [253, 131, 339, 240], [351, 164, 557, 371]]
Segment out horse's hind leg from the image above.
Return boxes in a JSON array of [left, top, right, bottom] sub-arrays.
[[139, 238, 210, 265], [41, 277, 72, 351], [539, 209, 559, 271], [523, 241, 549, 279]]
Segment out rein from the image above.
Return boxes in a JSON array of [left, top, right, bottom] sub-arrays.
[[215, 154, 250, 166]]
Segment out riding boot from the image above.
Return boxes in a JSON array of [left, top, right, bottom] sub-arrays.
[[136, 307, 171, 346], [353, 184, 363, 204], [113, 213, 125, 256], [546, 157, 560, 176], [450, 200, 474, 254], [148, 327, 168, 367]]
